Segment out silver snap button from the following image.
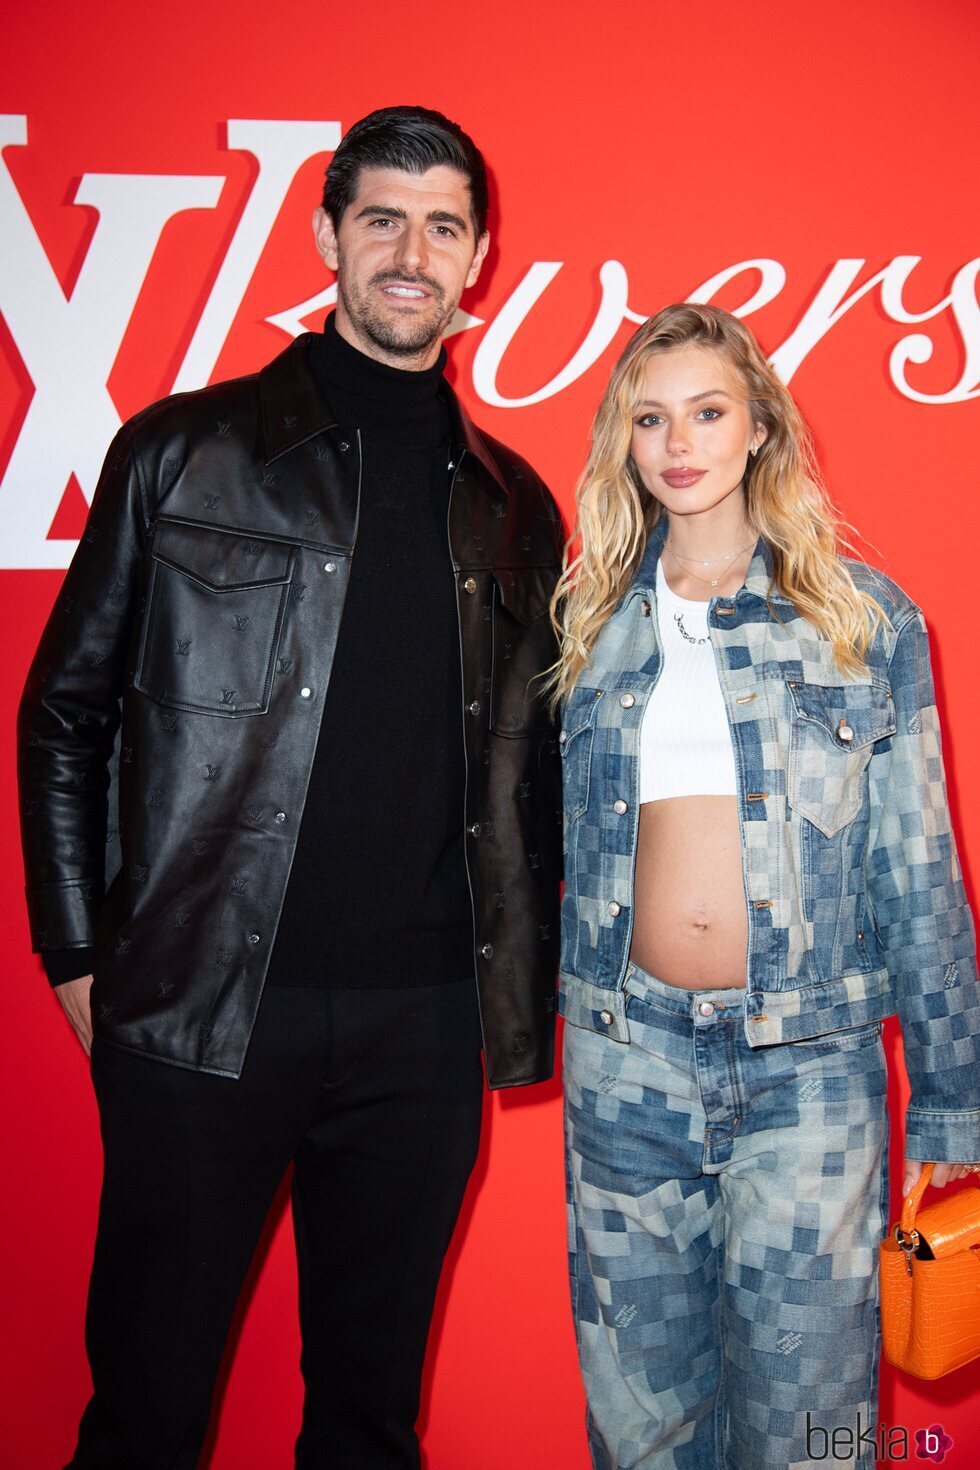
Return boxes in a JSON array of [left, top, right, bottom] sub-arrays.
[[838, 720, 854, 742], [599, 1010, 613, 1027], [480, 943, 493, 959], [338, 440, 350, 452], [698, 1001, 714, 1017], [468, 823, 482, 837], [463, 577, 477, 594], [613, 799, 628, 815], [619, 693, 635, 708], [275, 811, 286, 823], [558, 731, 568, 744], [607, 901, 621, 917], [300, 687, 312, 698], [324, 562, 337, 573], [248, 932, 261, 945], [640, 601, 651, 616], [468, 701, 481, 716]]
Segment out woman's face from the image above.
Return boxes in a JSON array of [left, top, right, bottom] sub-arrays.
[[629, 345, 765, 519]]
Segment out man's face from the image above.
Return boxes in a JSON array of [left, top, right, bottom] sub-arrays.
[[313, 165, 490, 368]]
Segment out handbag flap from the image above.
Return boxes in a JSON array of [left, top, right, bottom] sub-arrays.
[[916, 1185, 980, 1258]]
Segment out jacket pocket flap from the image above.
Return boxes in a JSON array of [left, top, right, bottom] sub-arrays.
[[787, 680, 896, 749], [152, 520, 294, 592], [492, 566, 554, 626]]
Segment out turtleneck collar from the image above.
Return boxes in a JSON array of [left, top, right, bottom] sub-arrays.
[[310, 311, 447, 418]]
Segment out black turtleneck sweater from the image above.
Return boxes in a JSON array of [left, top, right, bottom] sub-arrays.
[[263, 316, 473, 987], [42, 315, 473, 990]]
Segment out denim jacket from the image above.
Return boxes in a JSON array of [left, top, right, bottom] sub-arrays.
[[558, 517, 980, 1162]]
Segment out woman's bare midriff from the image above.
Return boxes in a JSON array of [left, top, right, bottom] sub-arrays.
[[628, 796, 748, 989]]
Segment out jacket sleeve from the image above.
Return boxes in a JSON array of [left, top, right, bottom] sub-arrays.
[[866, 608, 980, 1162], [17, 421, 149, 963]]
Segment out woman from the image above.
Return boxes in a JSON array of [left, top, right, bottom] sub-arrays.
[[552, 303, 980, 1469]]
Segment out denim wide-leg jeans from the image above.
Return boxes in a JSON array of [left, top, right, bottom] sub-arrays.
[[563, 962, 889, 1470]]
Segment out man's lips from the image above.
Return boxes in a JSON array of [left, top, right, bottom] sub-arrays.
[[662, 468, 707, 488], [378, 281, 434, 303]]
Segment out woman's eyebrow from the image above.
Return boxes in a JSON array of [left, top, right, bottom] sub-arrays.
[[638, 390, 735, 408]]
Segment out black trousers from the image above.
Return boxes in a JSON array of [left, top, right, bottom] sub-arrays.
[[68, 981, 484, 1469]]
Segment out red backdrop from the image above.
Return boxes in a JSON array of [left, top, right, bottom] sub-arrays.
[[2, 0, 978, 1463]]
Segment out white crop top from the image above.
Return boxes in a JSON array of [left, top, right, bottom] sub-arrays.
[[638, 561, 738, 803]]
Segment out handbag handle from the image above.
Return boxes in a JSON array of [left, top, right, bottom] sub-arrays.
[[899, 1162, 934, 1233]]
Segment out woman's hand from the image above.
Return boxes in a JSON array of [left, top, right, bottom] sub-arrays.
[[902, 1158, 980, 1196]]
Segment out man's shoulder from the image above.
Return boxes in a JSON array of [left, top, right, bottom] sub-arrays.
[[122, 367, 263, 454], [470, 424, 564, 529]]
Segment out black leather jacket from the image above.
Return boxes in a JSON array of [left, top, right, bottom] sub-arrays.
[[18, 336, 564, 1087]]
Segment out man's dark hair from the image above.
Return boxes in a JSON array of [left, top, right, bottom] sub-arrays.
[[322, 106, 489, 239]]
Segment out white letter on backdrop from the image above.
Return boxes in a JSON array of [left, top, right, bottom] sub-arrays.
[[0, 114, 223, 568]]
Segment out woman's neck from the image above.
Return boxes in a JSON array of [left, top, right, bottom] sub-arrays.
[[660, 503, 757, 602]]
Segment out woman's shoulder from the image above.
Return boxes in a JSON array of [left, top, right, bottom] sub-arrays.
[[840, 555, 922, 632]]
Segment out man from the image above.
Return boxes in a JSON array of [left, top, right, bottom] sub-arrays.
[[18, 106, 564, 1469]]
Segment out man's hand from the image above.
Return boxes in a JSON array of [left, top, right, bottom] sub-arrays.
[[55, 974, 94, 1055]]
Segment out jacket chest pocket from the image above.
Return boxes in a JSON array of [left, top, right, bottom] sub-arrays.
[[134, 520, 295, 716], [786, 679, 896, 837], [560, 685, 601, 825], [490, 566, 558, 737]]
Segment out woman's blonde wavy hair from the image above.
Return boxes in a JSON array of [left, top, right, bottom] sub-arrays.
[[549, 303, 886, 707]]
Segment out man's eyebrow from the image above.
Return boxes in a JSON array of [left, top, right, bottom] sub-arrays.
[[638, 390, 735, 408], [355, 204, 469, 232]]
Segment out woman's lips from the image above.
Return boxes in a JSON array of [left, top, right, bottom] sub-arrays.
[[661, 468, 707, 489]]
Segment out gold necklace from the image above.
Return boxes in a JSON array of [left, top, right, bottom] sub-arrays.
[[664, 538, 756, 589]]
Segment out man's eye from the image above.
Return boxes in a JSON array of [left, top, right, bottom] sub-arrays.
[[433, 225, 457, 238]]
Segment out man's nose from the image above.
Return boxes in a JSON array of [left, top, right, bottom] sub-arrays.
[[392, 223, 428, 274]]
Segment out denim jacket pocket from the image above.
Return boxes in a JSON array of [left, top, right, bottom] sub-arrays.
[[560, 685, 602, 826], [786, 679, 896, 837]]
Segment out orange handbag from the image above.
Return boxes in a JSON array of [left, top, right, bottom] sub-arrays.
[[879, 1162, 980, 1378]]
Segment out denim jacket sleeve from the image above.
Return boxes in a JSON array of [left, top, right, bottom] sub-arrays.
[[866, 608, 980, 1162]]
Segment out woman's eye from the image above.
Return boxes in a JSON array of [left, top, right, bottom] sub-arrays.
[[635, 414, 663, 428], [696, 407, 722, 420]]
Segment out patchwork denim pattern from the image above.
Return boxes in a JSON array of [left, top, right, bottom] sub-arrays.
[[558, 521, 980, 1162], [564, 965, 890, 1469]]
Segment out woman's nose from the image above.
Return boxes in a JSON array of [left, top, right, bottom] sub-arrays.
[[666, 423, 692, 456]]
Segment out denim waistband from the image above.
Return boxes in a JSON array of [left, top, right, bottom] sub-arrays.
[[623, 960, 747, 1020]]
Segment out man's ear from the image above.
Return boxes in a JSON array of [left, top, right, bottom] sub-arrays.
[[465, 230, 490, 290], [313, 206, 340, 272]]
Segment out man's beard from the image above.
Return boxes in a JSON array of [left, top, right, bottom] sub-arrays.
[[339, 268, 454, 358]]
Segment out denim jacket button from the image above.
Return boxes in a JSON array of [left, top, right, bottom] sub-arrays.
[[698, 1001, 715, 1017], [613, 799, 628, 815], [619, 693, 635, 708], [607, 901, 621, 917], [599, 1010, 613, 1027]]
